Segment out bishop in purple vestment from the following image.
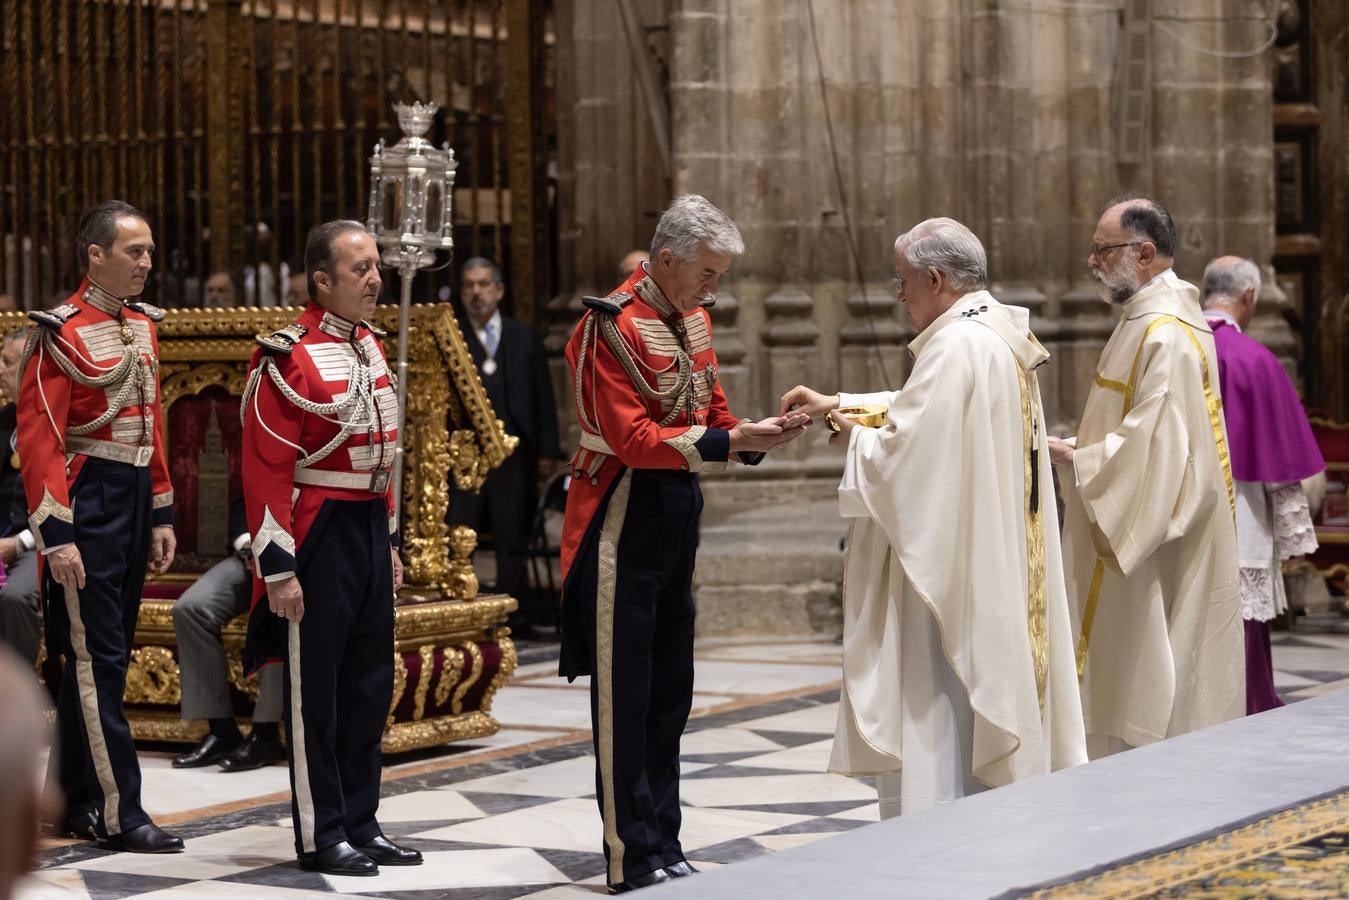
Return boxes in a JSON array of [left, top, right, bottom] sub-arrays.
[[1201, 256, 1324, 715]]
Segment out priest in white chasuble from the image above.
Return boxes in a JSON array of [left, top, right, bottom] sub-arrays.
[[782, 219, 1087, 819], [1048, 197, 1244, 759]]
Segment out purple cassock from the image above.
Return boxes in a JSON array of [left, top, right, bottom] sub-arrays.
[[1209, 315, 1325, 715]]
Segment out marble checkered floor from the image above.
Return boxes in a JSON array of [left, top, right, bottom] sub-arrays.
[[15, 628, 1349, 899]]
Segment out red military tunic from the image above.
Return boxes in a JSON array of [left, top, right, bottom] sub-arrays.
[[560, 266, 754, 584], [17, 278, 174, 550], [240, 302, 398, 629]]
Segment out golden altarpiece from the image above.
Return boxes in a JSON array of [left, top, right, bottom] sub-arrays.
[[8, 302, 520, 755]]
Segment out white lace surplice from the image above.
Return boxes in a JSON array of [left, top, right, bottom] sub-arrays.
[[1236, 481, 1319, 622]]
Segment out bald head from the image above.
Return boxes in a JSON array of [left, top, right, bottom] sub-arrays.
[[1107, 197, 1176, 258], [0, 648, 49, 897], [1201, 255, 1261, 330], [1089, 195, 1177, 304]]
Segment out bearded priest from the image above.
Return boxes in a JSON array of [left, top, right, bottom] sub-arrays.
[[1048, 196, 1244, 758], [782, 218, 1087, 819]]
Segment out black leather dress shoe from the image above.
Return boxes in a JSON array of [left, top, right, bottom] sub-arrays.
[[173, 733, 241, 768], [608, 868, 672, 894], [49, 809, 100, 840], [101, 823, 185, 854], [218, 730, 285, 772], [355, 834, 423, 866], [665, 860, 699, 877], [298, 841, 378, 876]]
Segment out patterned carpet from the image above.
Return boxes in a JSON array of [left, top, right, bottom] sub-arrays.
[[1028, 791, 1349, 898]]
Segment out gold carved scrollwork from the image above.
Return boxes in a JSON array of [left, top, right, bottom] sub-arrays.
[[226, 649, 262, 701], [447, 525, 480, 600], [381, 711, 499, 755], [412, 644, 435, 720], [451, 641, 486, 715], [480, 630, 518, 714], [430, 309, 519, 477], [125, 646, 182, 705], [129, 712, 209, 745], [448, 430, 485, 492], [387, 652, 408, 728], [159, 361, 249, 411], [400, 319, 454, 588], [434, 645, 465, 709]]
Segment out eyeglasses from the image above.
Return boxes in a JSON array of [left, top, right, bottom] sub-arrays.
[[891, 276, 905, 297], [1088, 241, 1143, 259]]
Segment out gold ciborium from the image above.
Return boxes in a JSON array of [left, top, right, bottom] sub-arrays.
[[824, 403, 889, 433]]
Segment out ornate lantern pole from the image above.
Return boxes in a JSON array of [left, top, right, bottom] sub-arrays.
[[366, 101, 458, 523]]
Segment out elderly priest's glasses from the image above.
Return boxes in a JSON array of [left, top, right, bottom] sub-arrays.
[[1087, 241, 1144, 260]]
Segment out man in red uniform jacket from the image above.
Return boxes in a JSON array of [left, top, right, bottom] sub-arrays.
[[241, 220, 419, 877], [560, 194, 808, 893], [18, 200, 181, 852]]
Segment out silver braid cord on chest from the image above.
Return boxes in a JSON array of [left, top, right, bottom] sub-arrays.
[[38, 329, 154, 437], [241, 354, 380, 467]]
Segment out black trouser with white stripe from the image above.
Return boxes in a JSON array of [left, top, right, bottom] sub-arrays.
[[566, 469, 700, 886], [283, 498, 394, 856], [43, 458, 152, 838]]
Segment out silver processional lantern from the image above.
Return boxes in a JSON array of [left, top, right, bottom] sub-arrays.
[[366, 100, 458, 524]]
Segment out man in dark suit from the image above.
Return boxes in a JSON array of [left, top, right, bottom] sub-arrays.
[[450, 257, 562, 631], [0, 328, 42, 665]]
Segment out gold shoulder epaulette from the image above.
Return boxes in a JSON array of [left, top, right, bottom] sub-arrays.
[[126, 300, 166, 321], [256, 322, 308, 353], [582, 291, 634, 315], [29, 304, 81, 330]]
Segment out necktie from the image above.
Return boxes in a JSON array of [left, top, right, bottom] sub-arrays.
[[484, 321, 499, 357]]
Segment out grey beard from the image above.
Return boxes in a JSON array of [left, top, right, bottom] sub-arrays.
[[1093, 275, 1139, 306]]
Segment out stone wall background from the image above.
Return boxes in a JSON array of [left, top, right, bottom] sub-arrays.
[[549, 0, 1300, 637]]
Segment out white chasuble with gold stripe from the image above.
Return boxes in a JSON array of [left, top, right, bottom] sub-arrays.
[[829, 293, 1087, 796], [1058, 271, 1243, 754]]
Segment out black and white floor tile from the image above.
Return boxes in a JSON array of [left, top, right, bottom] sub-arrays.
[[16, 628, 1349, 899]]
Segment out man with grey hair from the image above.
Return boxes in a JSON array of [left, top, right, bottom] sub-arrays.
[[1202, 256, 1323, 714], [560, 194, 808, 892], [1048, 197, 1244, 757], [781, 217, 1086, 817]]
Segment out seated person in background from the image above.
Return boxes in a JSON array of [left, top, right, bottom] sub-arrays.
[[204, 271, 237, 308], [618, 249, 649, 282], [0, 329, 40, 665], [172, 497, 284, 771], [285, 269, 309, 307]]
